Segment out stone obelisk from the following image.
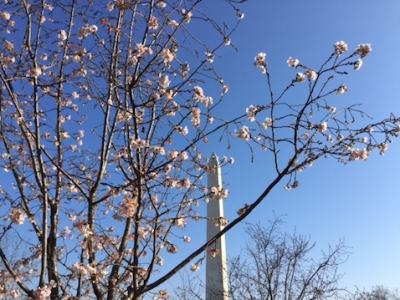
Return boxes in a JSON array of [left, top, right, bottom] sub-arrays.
[[206, 152, 228, 300]]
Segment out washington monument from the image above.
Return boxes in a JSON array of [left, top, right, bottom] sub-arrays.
[[206, 153, 228, 300]]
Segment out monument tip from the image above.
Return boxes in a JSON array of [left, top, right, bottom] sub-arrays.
[[209, 152, 219, 166]]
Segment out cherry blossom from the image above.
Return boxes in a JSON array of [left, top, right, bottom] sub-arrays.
[[356, 44, 372, 58], [161, 49, 175, 64], [296, 72, 306, 83], [287, 57, 300, 67], [318, 122, 328, 133], [149, 16, 159, 30], [336, 84, 348, 95], [208, 248, 220, 258], [246, 105, 258, 122], [236, 126, 251, 141], [334, 40, 348, 55], [0, 11, 10, 20], [262, 118, 273, 130], [305, 69, 317, 80], [190, 264, 200, 272], [10, 208, 26, 225], [354, 59, 363, 70]]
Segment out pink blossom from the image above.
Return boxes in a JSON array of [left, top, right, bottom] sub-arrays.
[[175, 217, 187, 228], [287, 57, 299, 67], [148, 16, 159, 30], [167, 243, 178, 254], [190, 264, 199, 272], [0, 11, 11, 20], [296, 72, 306, 83], [161, 49, 174, 64], [318, 122, 328, 133], [305, 69, 317, 80], [157, 0, 167, 8], [356, 44, 372, 58], [236, 126, 251, 141], [118, 197, 138, 218], [254, 52, 267, 73], [33, 285, 52, 300], [379, 142, 388, 155], [168, 20, 179, 28], [205, 51, 214, 63], [180, 151, 188, 161], [10, 208, 26, 225], [336, 84, 348, 95], [208, 248, 220, 258], [354, 58, 363, 70], [4, 40, 14, 51], [262, 118, 273, 130], [246, 105, 258, 122], [334, 41, 348, 55], [184, 11, 192, 23]]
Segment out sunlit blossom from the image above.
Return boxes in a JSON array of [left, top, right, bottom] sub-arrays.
[[354, 59, 363, 71], [184, 11, 192, 23], [262, 118, 273, 130], [254, 52, 266, 64], [107, 2, 114, 11], [190, 264, 199, 272], [168, 20, 179, 28], [4, 40, 14, 52], [118, 197, 138, 218], [167, 243, 178, 254], [0, 11, 11, 20], [10, 208, 26, 225], [296, 72, 306, 83], [287, 57, 299, 67], [356, 44, 372, 58], [191, 107, 201, 128], [305, 69, 317, 80], [318, 122, 328, 133], [379, 142, 388, 155], [33, 285, 52, 300], [334, 41, 348, 56], [208, 248, 220, 258], [157, 0, 166, 8], [236, 126, 251, 141], [205, 51, 214, 63], [246, 105, 258, 122], [136, 43, 153, 57], [159, 75, 171, 88], [349, 148, 369, 161], [222, 84, 229, 94], [148, 16, 159, 30], [336, 84, 348, 95], [161, 49, 175, 64], [236, 10, 245, 19]]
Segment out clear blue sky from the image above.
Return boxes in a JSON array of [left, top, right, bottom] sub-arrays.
[[212, 0, 400, 293], [171, 0, 400, 295]]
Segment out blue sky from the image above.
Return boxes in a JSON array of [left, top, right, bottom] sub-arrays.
[[198, 0, 400, 293]]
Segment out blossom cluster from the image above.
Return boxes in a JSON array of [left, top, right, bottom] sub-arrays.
[[77, 24, 98, 40], [9, 208, 26, 225], [236, 126, 251, 141], [254, 52, 267, 73], [210, 186, 229, 201], [117, 197, 138, 218]]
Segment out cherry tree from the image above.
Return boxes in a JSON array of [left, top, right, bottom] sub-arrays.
[[0, 1, 399, 299]]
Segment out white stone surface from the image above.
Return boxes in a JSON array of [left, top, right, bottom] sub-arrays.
[[206, 153, 228, 300]]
